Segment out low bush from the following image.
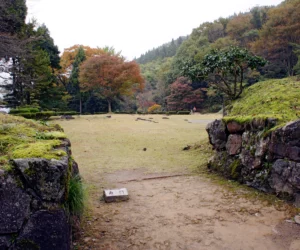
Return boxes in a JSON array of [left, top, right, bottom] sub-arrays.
[[14, 111, 55, 120], [114, 111, 135, 114], [166, 111, 177, 115], [177, 111, 191, 115], [10, 107, 40, 114], [55, 111, 78, 116]]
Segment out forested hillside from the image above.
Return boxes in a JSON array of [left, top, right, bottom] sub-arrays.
[[136, 0, 300, 113]]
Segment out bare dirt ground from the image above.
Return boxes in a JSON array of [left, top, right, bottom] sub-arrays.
[[56, 114, 300, 250]]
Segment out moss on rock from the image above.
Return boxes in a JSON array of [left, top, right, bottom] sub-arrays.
[[11, 140, 66, 160], [227, 77, 300, 123]]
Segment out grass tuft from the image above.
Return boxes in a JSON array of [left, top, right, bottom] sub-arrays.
[[66, 175, 86, 217]]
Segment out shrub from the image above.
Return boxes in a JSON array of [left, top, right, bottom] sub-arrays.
[[166, 111, 177, 115], [114, 111, 135, 114], [148, 104, 161, 113], [177, 111, 191, 115], [55, 111, 78, 116], [10, 108, 40, 114], [13, 111, 55, 120]]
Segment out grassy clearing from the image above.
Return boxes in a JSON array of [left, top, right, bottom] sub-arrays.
[[228, 77, 300, 123], [56, 114, 220, 188]]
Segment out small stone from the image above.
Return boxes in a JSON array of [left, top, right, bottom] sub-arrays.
[[294, 215, 300, 224], [84, 237, 91, 242], [183, 145, 191, 151], [103, 188, 129, 203]]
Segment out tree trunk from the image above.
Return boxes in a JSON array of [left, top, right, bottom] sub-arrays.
[[108, 100, 112, 113], [222, 95, 226, 117], [79, 94, 82, 115]]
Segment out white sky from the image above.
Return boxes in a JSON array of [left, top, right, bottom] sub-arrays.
[[26, 0, 283, 60]]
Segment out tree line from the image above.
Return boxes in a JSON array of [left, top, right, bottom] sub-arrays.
[[1, 0, 299, 114], [0, 0, 144, 114]]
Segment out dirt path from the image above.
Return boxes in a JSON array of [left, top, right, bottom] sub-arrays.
[[56, 115, 300, 250], [75, 169, 300, 250]]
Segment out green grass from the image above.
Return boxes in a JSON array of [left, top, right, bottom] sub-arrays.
[[66, 175, 86, 217], [228, 77, 300, 124]]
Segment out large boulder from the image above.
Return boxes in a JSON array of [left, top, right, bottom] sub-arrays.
[[226, 134, 242, 155], [13, 210, 70, 250], [269, 120, 300, 162], [268, 159, 300, 195], [226, 121, 244, 134], [0, 175, 31, 234], [206, 120, 228, 151], [13, 158, 69, 202]]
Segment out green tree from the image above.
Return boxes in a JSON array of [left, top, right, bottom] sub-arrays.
[[182, 46, 266, 100], [36, 24, 61, 70], [68, 46, 86, 113], [0, 0, 27, 58]]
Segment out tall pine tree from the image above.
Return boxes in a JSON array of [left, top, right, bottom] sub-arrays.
[[67, 46, 86, 113]]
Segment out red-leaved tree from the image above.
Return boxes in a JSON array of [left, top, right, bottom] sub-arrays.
[[167, 77, 203, 111], [79, 53, 144, 112]]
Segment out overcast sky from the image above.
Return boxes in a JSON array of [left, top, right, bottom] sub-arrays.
[[26, 0, 283, 60]]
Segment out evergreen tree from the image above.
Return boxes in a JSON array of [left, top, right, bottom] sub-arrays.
[[67, 46, 86, 113]]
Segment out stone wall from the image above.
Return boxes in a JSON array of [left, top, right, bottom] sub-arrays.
[[206, 118, 300, 207], [0, 138, 78, 250]]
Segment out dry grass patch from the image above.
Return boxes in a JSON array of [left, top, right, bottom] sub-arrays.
[[56, 114, 220, 187]]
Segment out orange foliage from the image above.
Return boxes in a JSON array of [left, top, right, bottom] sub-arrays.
[[226, 13, 252, 38], [148, 104, 161, 113], [79, 54, 144, 111], [60, 45, 106, 71], [251, 0, 300, 75]]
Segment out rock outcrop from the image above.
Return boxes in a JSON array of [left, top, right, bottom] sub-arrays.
[[0, 138, 78, 250], [207, 118, 300, 206]]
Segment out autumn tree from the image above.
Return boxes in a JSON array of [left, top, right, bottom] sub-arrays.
[[251, 0, 300, 77], [79, 54, 144, 113], [166, 77, 203, 111]]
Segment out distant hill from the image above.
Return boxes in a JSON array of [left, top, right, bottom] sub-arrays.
[[135, 36, 188, 64], [133, 0, 299, 114]]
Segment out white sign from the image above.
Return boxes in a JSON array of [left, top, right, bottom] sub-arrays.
[[104, 188, 128, 197]]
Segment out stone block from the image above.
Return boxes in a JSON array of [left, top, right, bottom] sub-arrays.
[[206, 120, 227, 151], [226, 121, 244, 134], [226, 134, 242, 155], [13, 158, 69, 202], [103, 188, 129, 203], [13, 210, 70, 250], [0, 175, 31, 234]]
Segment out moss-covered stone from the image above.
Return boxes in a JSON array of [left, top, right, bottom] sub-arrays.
[[11, 140, 66, 160], [0, 114, 68, 170]]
